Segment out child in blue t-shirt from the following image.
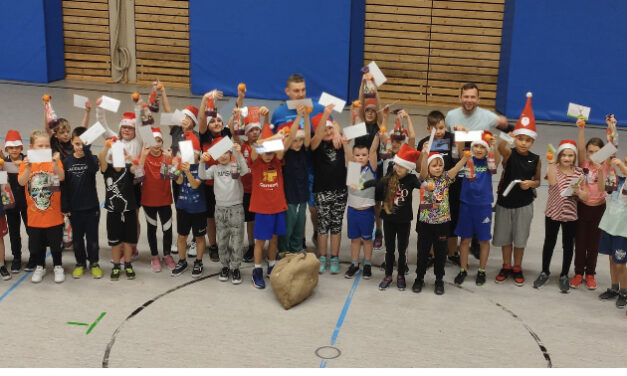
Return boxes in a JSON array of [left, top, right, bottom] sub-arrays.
[[453, 131, 499, 286]]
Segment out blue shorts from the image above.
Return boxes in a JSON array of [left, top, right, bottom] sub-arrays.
[[599, 231, 627, 264], [347, 206, 375, 240], [454, 203, 492, 242], [253, 212, 286, 240]]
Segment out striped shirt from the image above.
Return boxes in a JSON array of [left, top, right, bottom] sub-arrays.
[[545, 166, 583, 222]]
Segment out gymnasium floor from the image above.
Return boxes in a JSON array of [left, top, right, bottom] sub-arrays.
[[0, 79, 625, 368]]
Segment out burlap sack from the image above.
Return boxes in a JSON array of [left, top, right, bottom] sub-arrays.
[[270, 252, 319, 310]]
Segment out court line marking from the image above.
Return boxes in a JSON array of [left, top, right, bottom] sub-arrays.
[[0, 252, 51, 304]]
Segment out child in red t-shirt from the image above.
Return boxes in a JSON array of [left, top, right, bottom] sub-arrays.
[[138, 128, 175, 272], [249, 124, 287, 289]]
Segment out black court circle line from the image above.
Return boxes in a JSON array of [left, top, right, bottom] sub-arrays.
[[315, 346, 342, 360]]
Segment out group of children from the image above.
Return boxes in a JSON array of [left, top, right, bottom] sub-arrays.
[[0, 77, 625, 316]]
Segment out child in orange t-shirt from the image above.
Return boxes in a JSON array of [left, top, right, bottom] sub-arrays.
[[18, 130, 65, 284]]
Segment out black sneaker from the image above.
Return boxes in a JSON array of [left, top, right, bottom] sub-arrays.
[[110, 265, 121, 281], [191, 260, 203, 278], [412, 279, 424, 293], [362, 264, 372, 280], [10, 258, 21, 274], [434, 279, 445, 295], [454, 269, 467, 285], [397, 274, 406, 291], [0, 265, 11, 281], [599, 288, 619, 300], [124, 263, 136, 280], [243, 245, 254, 263], [24, 260, 36, 272], [171, 260, 188, 277], [476, 270, 486, 286], [209, 245, 219, 262], [378, 276, 393, 290], [448, 253, 461, 266], [231, 269, 242, 285], [616, 292, 627, 309], [344, 263, 359, 279], [219, 267, 230, 281]]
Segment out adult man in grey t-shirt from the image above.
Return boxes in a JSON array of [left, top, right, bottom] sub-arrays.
[[445, 83, 508, 132]]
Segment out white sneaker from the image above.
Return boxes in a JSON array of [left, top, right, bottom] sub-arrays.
[[186, 241, 197, 258], [54, 266, 65, 283], [31, 266, 46, 283]]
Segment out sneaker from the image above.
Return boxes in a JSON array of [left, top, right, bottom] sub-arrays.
[[599, 288, 619, 300], [252, 267, 265, 289], [150, 256, 162, 273], [476, 270, 486, 286], [329, 257, 340, 274], [54, 266, 65, 283], [209, 245, 219, 262], [363, 264, 372, 280], [110, 266, 121, 281], [495, 264, 512, 283], [570, 274, 584, 288], [378, 276, 393, 290], [171, 260, 188, 277], [131, 246, 139, 260], [448, 253, 461, 266], [0, 265, 11, 281], [512, 266, 524, 286], [191, 260, 203, 278], [10, 258, 20, 274], [616, 292, 627, 309], [163, 254, 176, 270], [533, 272, 550, 289], [267, 264, 274, 277], [91, 264, 103, 279], [319, 256, 328, 274], [125, 264, 136, 280], [231, 269, 242, 285], [373, 231, 383, 250], [24, 260, 36, 272], [559, 275, 569, 293], [31, 266, 46, 283], [186, 241, 197, 258], [434, 279, 445, 295], [345, 263, 359, 279], [243, 245, 254, 263], [412, 279, 424, 293], [72, 266, 84, 279], [219, 267, 230, 281], [585, 274, 597, 290], [454, 269, 467, 286], [397, 274, 406, 291]]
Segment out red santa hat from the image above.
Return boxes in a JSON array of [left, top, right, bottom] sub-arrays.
[[183, 105, 199, 126], [243, 106, 262, 134], [4, 130, 23, 151], [392, 144, 420, 171], [427, 151, 444, 166], [512, 92, 536, 139], [312, 115, 334, 133], [364, 99, 377, 110], [557, 139, 577, 157], [471, 130, 493, 150], [119, 111, 136, 129], [151, 127, 163, 140], [183, 131, 201, 155], [259, 123, 274, 142]]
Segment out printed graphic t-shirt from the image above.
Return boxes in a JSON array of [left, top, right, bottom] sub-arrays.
[[249, 157, 287, 214], [20, 161, 64, 228]]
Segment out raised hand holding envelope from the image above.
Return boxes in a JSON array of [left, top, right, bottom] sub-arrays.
[[111, 142, 126, 168], [208, 137, 234, 160], [138, 126, 157, 147], [27, 149, 52, 163], [179, 140, 195, 164], [99, 95, 121, 113], [73, 94, 88, 109], [319, 92, 346, 113], [343, 123, 367, 140], [287, 99, 313, 110], [79, 122, 106, 145]]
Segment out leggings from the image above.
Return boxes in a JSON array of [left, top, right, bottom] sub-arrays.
[[416, 222, 449, 281], [314, 188, 347, 235], [6, 208, 28, 259], [541, 216, 576, 276], [143, 205, 173, 256], [28, 225, 63, 267], [383, 221, 410, 276], [574, 202, 605, 275]]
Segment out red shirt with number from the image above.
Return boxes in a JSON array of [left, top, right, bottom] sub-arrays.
[[249, 156, 287, 214]]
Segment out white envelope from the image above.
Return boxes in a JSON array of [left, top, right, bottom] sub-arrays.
[[160, 112, 175, 126], [454, 130, 483, 142], [590, 143, 617, 163], [286, 98, 313, 110], [426, 128, 436, 153], [99, 95, 121, 113], [502, 179, 522, 197], [260, 139, 284, 153], [80, 122, 106, 145], [3, 162, 19, 174], [0, 171, 7, 185], [343, 123, 367, 140], [254, 144, 267, 154], [179, 140, 195, 164], [346, 162, 362, 187], [499, 132, 514, 144], [319, 92, 346, 113], [138, 126, 157, 147], [111, 142, 126, 168], [208, 136, 234, 160], [567, 102, 591, 120], [367, 61, 387, 87], [560, 176, 583, 197], [172, 109, 186, 124], [73, 94, 88, 109], [27, 149, 52, 163]]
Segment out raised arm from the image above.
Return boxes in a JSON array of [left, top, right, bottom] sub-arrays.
[[546, 160, 557, 186], [303, 110, 311, 149], [283, 105, 303, 150], [576, 118, 586, 166], [159, 81, 172, 113], [98, 141, 111, 172], [81, 100, 91, 127], [260, 106, 270, 130], [497, 136, 512, 166], [198, 90, 223, 135], [402, 110, 416, 147], [95, 98, 117, 138], [419, 142, 430, 180], [368, 133, 380, 170], [448, 152, 470, 179], [311, 104, 334, 150]]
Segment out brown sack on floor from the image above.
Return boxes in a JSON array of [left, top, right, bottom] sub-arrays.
[[270, 252, 319, 310]]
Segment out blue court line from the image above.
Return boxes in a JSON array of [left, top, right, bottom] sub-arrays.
[[320, 269, 362, 368], [0, 251, 51, 304]]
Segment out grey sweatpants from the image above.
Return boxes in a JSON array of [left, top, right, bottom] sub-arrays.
[[215, 204, 245, 269]]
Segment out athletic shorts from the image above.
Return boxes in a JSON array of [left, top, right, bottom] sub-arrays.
[[106, 211, 138, 246], [204, 184, 216, 219], [253, 212, 286, 240], [177, 209, 207, 237], [454, 203, 493, 241], [243, 193, 255, 222], [448, 178, 462, 237], [599, 231, 627, 264], [314, 188, 348, 235], [347, 206, 375, 240], [492, 203, 533, 248]]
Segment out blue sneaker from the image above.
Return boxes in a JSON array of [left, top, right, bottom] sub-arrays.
[[319, 256, 328, 274], [329, 257, 340, 274], [252, 267, 265, 289], [267, 264, 274, 277]]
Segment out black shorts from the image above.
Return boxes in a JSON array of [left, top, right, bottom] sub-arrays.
[[177, 209, 207, 237], [134, 183, 142, 208], [106, 211, 138, 246], [204, 184, 216, 219], [243, 192, 255, 222], [448, 178, 462, 237]]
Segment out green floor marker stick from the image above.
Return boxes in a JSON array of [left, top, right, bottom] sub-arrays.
[[86, 312, 106, 335], [67, 322, 89, 326]]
